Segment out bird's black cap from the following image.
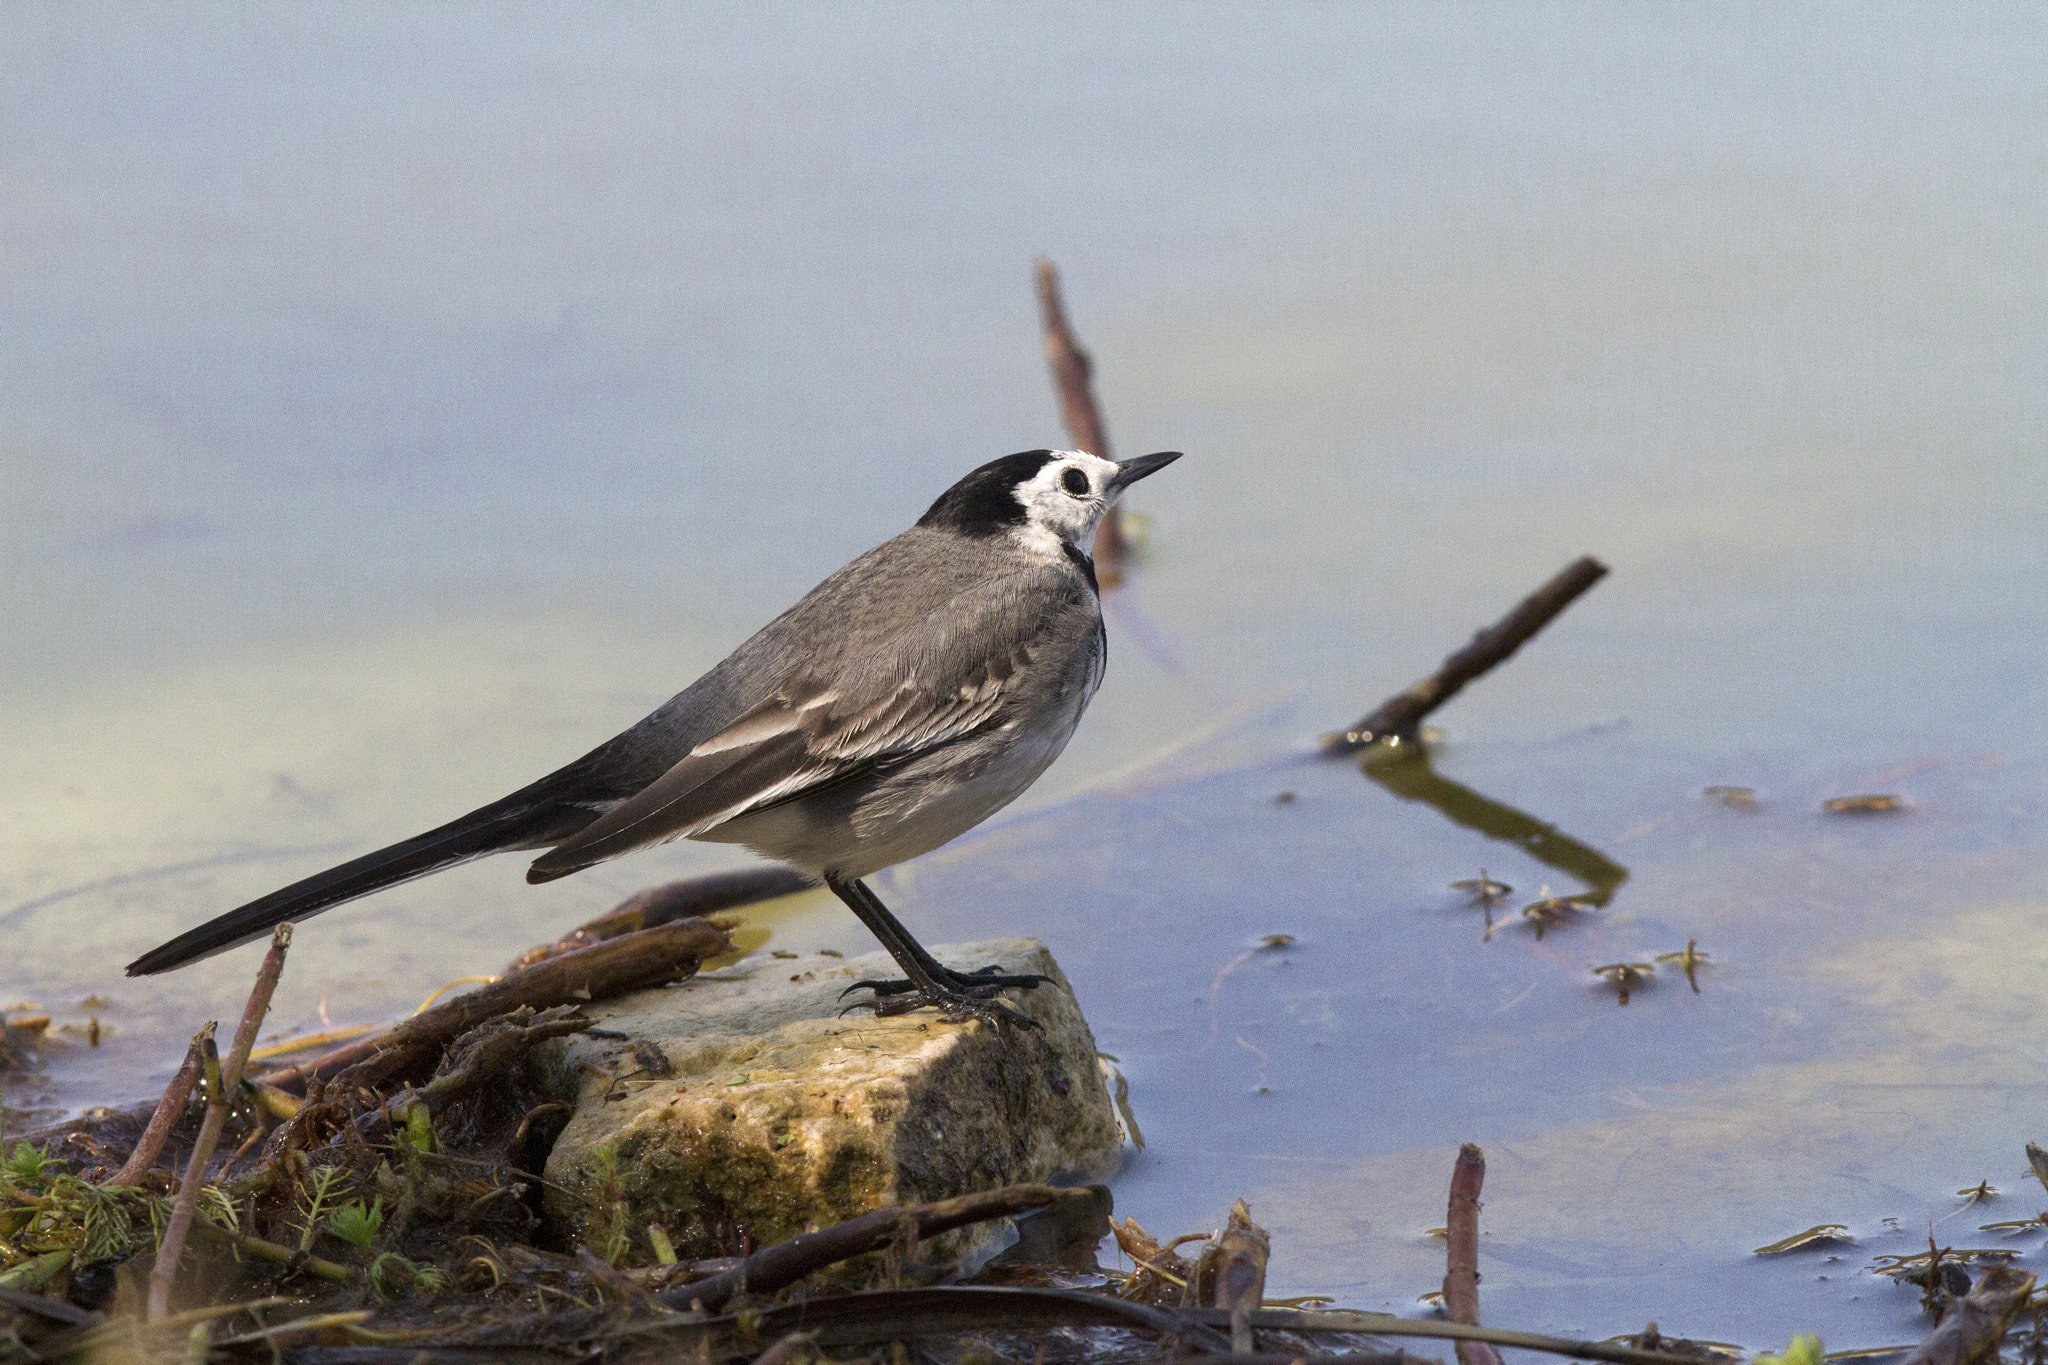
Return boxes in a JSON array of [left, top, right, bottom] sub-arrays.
[[917, 450, 1059, 536]]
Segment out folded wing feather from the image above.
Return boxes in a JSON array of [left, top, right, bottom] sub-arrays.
[[524, 572, 1067, 883]]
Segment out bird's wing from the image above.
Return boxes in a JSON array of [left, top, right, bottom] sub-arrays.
[[525, 565, 1090, 882]]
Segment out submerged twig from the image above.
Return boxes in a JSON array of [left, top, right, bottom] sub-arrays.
[[659, 1182, 1095, 1314], [110, 1026, 209, 1187], [1323, 556, 1609, 754], [149, 923, 293, 1322], [1035, 258, 1132, 586], [1445, 1144, 1507, 1365], [1365, 746, 1629, 907]]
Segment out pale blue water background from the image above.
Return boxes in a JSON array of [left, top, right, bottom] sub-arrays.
[[5, 4, 2047, 1350]]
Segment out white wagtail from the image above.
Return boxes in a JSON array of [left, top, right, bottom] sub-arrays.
[[127, 448, 1182, 1023]]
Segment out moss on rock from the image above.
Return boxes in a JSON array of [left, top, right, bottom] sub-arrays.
[[534, 938, 1120, 1268]]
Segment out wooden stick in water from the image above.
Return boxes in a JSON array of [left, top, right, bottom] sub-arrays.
[[1324, 556, 1609, 754], [148, 923, 293, 1322], [1444, 1143, 1506, 1365]]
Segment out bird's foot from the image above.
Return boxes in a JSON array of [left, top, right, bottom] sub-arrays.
[[839, 964, 1053, 1030], [842, 962, 1054, 1000]]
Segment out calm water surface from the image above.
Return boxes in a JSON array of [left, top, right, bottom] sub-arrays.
[[5, 5, 2046, 1350]]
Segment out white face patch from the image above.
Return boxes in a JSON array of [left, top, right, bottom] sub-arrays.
[[1008, 450, 1124, 560]]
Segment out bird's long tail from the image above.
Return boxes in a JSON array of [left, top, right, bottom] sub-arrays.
[[124, 796, 589, 976]]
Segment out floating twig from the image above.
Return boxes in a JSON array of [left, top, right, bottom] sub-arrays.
[[1752, 1224, 1852, 1255], [1823, 794, 1906, 815], [149, 922, 293, 1322], [1869, 1247, 2015, 1285], [1035, 258, 1133, 586], [1323, 556, 1609, 754], [1444, 1144, 1506, 1365], [1978, 1216, 2047, 1235]]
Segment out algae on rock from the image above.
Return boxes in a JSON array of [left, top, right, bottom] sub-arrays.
[[533, 938, 1121, 1268]]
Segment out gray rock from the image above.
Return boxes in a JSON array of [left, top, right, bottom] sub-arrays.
[[532, 938, 1122, 1268]]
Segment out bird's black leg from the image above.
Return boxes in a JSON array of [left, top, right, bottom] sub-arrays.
[[842, 877, 1054, 992], [824, 874, 1053, 1027]]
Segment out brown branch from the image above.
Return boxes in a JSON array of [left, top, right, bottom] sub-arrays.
[[1035, 258, 1131, 586], [1444, 1143, 1506, 1365], [257, 917, 730, 1093], [1187, 1309, 1712, 1365], [1896, 1263, 2035, 1365], [354, 1286, 1708, 1365], [352, 1007, 591, 1140], [659, 1182, 1096, 1314], [680, 1285, 1234, 1358], [1323, 556, 1609, 754], [109, 1026, 209, 1187], [591, 1288, 1702, 1365], [149, 922, 293, 1321], [1204, 1198, 1270, 1354], [504, 867, 808, 973]]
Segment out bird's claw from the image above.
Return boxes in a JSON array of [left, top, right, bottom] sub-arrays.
[[837, 964, 1049, 1031], [870, 990, 1040, 1031], [839, 964, 1054, 1001], [841, 975, 919, 1000]]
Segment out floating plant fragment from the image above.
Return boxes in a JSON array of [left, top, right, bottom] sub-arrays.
[[1752, 1225, 1853, 1255], [1823, 794, 1905, 815]]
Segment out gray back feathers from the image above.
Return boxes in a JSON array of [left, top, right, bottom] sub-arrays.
[[526, 526, 1102, 880]]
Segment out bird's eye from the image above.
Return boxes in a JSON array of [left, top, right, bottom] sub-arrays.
[[1060, 467, 1090, 497]]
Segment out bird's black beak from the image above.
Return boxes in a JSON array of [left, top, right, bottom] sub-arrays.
[[1108, 450, 1182, 493]]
